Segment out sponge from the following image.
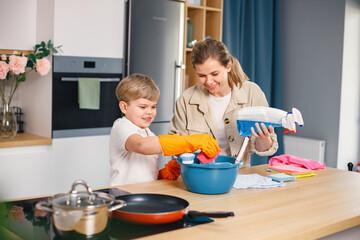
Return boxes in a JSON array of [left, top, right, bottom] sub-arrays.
[[196, 149, 222, 164]]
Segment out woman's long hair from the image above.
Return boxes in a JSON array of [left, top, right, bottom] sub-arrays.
[[191, 38, 249, 89]]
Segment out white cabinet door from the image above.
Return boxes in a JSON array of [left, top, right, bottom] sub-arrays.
[[0, 0, 37, 50], [0, 136, 110, 200], [0, 145, 53, 200], [54, 0, 125, 58], [52, 136, 111, 193]]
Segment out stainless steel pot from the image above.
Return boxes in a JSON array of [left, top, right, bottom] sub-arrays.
[[36, 180, 126, 235]]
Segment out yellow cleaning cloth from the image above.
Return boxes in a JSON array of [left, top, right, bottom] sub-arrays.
[[78, 78, 100, 110], [267, 169, 316, 178]]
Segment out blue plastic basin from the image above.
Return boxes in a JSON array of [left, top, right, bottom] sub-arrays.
[[177, 154, 240, 195]]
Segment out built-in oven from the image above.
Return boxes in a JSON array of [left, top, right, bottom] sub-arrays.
[[52, 56, 123, 138]]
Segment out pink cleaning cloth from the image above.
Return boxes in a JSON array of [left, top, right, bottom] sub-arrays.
[[196, 150, 222, 164], [269, 154, 326, 170], [268, 164, 314, 174]]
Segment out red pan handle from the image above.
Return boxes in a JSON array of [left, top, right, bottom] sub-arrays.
[[187, 211, 234, 219]]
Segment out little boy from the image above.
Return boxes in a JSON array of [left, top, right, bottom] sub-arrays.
[[110, 73, 220, 186]]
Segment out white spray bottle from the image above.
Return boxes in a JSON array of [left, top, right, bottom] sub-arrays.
[[236, 106, 304, 137]]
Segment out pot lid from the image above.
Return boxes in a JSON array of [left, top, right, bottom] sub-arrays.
[[52, 192, 113, 208], [51, 180, 114, 208]]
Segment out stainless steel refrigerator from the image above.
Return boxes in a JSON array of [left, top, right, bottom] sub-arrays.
[[125, 0, 185, 167]]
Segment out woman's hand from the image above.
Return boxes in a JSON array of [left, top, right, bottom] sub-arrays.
[[251, 123, 273, 152]]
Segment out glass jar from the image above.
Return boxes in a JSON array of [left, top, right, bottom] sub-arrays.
[[0, 102, 18, 138]]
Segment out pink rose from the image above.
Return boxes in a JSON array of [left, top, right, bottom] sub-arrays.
[[35, 58, 51, 76], [1, 54, 6, 61], [9, 55, 27, 75], [8, 206, 25, 222], [0, 61, 9, 79]]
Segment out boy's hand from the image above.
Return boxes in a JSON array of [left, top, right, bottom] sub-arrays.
[[158, 134, 220, 158], [158, 160, 181, 180], [184, 134, 220, 158]]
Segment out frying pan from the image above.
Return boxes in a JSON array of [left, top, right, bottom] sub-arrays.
[[112, 193, 234, 225]]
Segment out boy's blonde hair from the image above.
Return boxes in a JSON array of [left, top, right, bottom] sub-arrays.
[[115, 73, 160, 103]]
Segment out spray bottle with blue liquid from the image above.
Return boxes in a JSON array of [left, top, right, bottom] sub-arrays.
[[236, 106, 304, 137]]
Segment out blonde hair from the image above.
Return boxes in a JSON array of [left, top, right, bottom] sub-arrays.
[[115, 73, 160, 103], [191, 38, 249, 89]]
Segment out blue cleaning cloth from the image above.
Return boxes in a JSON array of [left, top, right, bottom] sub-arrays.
[[267, 173, 296, 182]]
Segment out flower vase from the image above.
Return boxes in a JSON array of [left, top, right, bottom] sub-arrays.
[[0, 102, 18, 138]]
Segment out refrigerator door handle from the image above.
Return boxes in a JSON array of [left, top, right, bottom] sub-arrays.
[[175, 63, 185, 69], [174, 0, 185, 111], [174, 61, 185, 106]]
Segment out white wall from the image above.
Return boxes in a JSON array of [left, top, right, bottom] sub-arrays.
[[17, 0, 55, 138], [337, 0, 360, 170]]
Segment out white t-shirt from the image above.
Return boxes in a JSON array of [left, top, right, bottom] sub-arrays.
[[109, 117, 159, 186], [209, 92, 232, 156]]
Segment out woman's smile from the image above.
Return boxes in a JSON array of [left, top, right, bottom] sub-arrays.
[[206, 83, 218, 90], [195, 57, 232, 97]]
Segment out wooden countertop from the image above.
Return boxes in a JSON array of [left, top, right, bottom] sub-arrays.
[[0, 132, 52, 148], [114, 165, 360, 240], [4, 165, 360, 239]]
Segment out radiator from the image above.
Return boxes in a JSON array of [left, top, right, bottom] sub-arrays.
[[283, 135, 326, 163]]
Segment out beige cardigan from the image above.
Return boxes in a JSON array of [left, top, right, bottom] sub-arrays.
[[169, 81, 278, 166]]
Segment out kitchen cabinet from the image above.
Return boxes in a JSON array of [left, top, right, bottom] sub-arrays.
[[183, 0, 223, 89], [51, 136, 111, 193], [0, 0, 37, 52], [0, 145, 53, 200], [53, 0, 125, 58], [0, 135, 110, 200]]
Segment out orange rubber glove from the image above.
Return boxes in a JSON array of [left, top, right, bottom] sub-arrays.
[[158, 160, 181, 180], [158, 133, 220, 158]]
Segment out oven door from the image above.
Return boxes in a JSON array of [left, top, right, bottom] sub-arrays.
[[52, 56, 123, 138]]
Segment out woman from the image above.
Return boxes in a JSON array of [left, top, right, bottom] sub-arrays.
[[169, 38, 278, 166]]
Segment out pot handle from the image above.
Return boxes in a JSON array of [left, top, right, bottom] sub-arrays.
[[69, 179, 94, 195], [35, 201, 54, 213], [108, 199, 127, 212]]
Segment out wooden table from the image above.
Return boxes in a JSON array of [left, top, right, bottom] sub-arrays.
[[115, 165, 360, 240], [2, 165, 360, 239]]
